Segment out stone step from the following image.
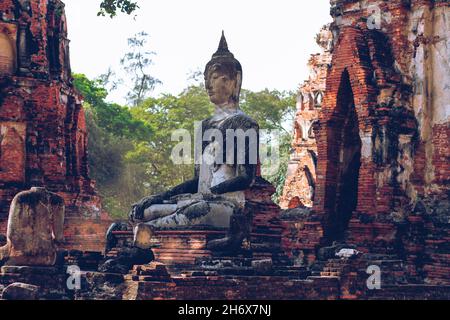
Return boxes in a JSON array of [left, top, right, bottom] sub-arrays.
[[274, 266, 308, 271], [363, 254, 400, 261], [220, 267, 255, 276], [311, 271, 322, 277], [307, 275, 340, 281], [320, 272, 341, 277], [323, 267, 344, 273], [272, 270, 310, 279]]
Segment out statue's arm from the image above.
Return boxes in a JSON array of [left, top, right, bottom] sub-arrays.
[[160, 176, 199, 200], [130, 167, 199, 221], [159, 163, 200, 199]]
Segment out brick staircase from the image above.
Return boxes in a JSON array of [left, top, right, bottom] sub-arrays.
[[319, 259, 349, 277], [310, 254, 409, 284], [139, 255, 313, 279]]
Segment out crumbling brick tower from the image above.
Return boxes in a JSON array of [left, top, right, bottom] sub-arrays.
[[310, 0, 449, 283], [280, 25, 332, 209], [0, 0, 110, 252]]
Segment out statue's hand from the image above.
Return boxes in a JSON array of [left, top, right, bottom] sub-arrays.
[[210, 185, 220, 195], [210, 184, 224, 195], [129, 195, 163, 222]]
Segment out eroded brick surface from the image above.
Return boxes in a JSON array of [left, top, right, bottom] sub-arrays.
[[280, 25, 332, 209], [0, 0, 110, 253], [282, 0, 450, 286]]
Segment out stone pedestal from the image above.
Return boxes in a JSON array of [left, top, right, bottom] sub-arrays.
[[112, 229, 230, 267], [152, 229, 226, 265]]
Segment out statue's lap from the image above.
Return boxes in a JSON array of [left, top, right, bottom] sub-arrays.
[[140, 193, 241, 229]]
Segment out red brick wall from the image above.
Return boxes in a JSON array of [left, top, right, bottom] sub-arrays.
[[314, 27, 379, 231], [299, 1, 450, 283], [0, 0, 111, 253], [0, 122, 26, 183]]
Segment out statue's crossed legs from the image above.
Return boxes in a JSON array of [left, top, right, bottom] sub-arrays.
[[133, 193, 241, 248]]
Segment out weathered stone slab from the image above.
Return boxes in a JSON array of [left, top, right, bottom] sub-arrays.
[[0, 187, 64, 266]]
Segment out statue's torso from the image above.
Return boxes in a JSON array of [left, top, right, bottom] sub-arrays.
[[197, 110, 254, 207]]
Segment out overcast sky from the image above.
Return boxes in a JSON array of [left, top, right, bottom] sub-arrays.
[[64, 0, 331, 104]]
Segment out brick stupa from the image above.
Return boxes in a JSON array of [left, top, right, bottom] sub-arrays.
[[0, 0, 110, 252]]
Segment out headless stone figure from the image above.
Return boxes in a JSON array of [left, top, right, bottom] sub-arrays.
[[127, 32, 259, 251], [0, 187, 65, 266]]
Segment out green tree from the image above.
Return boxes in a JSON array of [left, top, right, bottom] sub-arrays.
[[121, 32, 161, 106], [239, 89, 296, 202], [73, 74, 153, 140], [264, 133, 293, 203], [98, 0, 139, 18], [73, 73, 153, 218], [240, 89, 296, 132], [127, 84, 214, 196]]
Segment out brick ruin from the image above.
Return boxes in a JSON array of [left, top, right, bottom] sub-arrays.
[[0, 0, 110, 252], [280, 25, 332, 209], [0, 0, 448, 300], [282, 0, 449, 285]]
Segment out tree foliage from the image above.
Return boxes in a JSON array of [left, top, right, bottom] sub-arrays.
[[73, 73, 152, 218], [73, 74, 152, 140], [98, 0, 139, 18], [121, 32, 161, 106], [240, 89, 296, 132]]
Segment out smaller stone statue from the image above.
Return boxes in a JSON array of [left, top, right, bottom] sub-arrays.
[[0, 187, 65, 266]]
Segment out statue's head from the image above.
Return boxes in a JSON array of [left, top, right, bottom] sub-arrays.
[[204, 32, 242, 106]]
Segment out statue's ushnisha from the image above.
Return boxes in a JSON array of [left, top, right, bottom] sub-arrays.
[[128, 32, 260, 250]]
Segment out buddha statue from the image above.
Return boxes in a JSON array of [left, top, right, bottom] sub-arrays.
[[123, 32, 260, 251]]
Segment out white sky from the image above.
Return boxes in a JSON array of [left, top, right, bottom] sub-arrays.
[[64, 0, 331, 104]]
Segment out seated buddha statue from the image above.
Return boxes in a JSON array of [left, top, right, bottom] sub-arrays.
[[118, 33, 260, 251]]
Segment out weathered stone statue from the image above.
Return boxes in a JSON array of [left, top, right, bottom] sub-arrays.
[[0, 187, 65, 266], [128, 32, 259, 250]]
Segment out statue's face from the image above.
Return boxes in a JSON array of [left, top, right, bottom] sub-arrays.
[[205, 68, 237, 105]]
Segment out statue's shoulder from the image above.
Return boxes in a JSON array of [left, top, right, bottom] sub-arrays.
[[222, 112, 259, 131], [201, 116, 214, 129], [13, 188, 63, 206]]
